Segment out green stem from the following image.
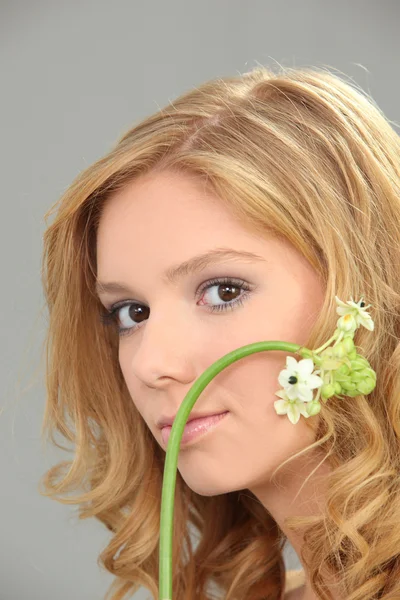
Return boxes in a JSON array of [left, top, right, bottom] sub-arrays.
[[159, 341, 301, 599], [313, 333, 338, 354], [333, 331, 344, 346]]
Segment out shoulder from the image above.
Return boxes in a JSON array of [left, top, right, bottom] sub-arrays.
[[285, 568, 306, 593]]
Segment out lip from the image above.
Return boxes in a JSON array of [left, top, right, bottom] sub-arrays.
[[157, 410, 227, 429], [161, 411, 229, 448]]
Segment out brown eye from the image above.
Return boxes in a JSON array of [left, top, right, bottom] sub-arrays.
[[218, 284, 242, 302], [100, 302, 150, 337], [118, 304, 149, 328], [198, 277, 251, 312]]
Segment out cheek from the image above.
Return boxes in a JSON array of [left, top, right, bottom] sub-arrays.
[[223, 355, 319, 449], [118, 348, 141, 407], [118, 347, 128, 382]]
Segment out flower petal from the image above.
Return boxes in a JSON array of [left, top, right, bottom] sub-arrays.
[[286, 385, 300, 400], [296, 358, 315, 377], [335, 296, 351, 315], [278, 369, 291, 387], [274, 399, 289, 415], [296, 384, 313, 402], [286, 356, 298, 371], [358, 314, 374, 331], [287, 403, 301, 424], [307, 374, 324, 389], [347, 300, 360, 309], [298, 403, 311, 418]]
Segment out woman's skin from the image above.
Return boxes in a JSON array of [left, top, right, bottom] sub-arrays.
[[96, 169, 333, 600]]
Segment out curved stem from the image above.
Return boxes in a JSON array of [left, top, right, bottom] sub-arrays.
[[333, 331, 344, 346], [313, 333, 337, 354], [159, 340, 301, 599]]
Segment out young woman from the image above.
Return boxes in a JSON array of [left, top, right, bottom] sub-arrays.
[[40, 65, 400, 600]]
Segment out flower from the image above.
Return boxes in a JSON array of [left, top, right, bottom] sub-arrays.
[[335, 296, 374, 331], [274, 389, 311, 424], [273, 297, 376, 424], [278, 356, 324, 402], [336, 313, 358, 334]]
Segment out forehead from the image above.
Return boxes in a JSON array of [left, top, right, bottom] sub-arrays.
[[98, 170, 245, 237], [95, 170, 309, 291], [97, 171, 270, 258]]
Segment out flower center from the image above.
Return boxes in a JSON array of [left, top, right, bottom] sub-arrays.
[[288, 375, 298, 384]]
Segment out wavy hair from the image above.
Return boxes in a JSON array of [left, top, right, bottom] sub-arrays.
[[40, 65, 400, 599]]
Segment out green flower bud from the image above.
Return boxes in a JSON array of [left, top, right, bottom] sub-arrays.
[[337, 314, 358, 333], [321, 384, 335, 399], [334, 381, 342, 394], [321, 358, 343, 370], [342, 337, 355, 353], [357, 378, 376, 394], [341, 380, 357, 391], [363, 367, 377, 381], [306, 400, 321, 416], [348, 349, 358, 359], [336, 363, 350, 376], [323, 347, 336, 357], [358, 356, 370, 366], [350, 358, 369, 371], [351, 371, 365, 382], [332, 342, 347, 358]]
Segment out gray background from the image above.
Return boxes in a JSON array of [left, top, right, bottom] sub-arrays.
[[1, 1, 399, 599]]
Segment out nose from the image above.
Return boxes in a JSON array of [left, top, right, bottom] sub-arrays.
[[127, 302, 198, 388]]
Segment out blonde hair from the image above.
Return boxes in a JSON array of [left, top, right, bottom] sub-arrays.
[[40, 65, 400, 600]]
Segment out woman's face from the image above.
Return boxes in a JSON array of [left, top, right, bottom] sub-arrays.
[[96, 170, 325, 496]]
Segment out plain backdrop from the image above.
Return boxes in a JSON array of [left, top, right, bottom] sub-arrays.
[[0, 1, 399, 599]]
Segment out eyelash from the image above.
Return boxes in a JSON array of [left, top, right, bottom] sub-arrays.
[[99, 277, 252, 338]]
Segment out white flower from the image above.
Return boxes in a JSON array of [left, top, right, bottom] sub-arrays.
[[335, 296, 374, 331], [278, 356, 323, 402], [274, 389, 311, 424]]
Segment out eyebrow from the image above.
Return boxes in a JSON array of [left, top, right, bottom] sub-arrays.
[[95, 248, 266, 297]]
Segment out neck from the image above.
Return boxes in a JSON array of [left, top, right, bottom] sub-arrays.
[[249, 449, 339, 600]]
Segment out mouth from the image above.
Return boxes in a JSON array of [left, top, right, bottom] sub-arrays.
[[157, 409, 228, 429], [161, 411, 230, 448]]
